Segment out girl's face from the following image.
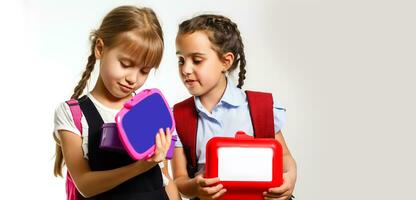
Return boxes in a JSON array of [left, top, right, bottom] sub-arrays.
[[96, 40, 153, 99], [176, 31, 229, 97]]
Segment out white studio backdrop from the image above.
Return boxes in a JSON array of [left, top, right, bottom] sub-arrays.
[[0, 0, 415, 199]]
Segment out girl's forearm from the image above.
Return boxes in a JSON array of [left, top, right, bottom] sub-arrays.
[[165, 179, 183, 200], [283, 153, 297, 182], [76, 161, 156, 198], [174, 176, 198, 198]]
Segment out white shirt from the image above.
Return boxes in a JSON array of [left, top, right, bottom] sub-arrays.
[[54, 93, 119, 159], [175, 79, 287, 169]]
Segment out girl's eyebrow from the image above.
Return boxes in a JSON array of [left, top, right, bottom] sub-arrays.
[[176, 51, 206, 57], [119, 55, 138, 66], [120, 57, 133, 62], [141, 65, 153, 69], [120, 56, 153, 69]]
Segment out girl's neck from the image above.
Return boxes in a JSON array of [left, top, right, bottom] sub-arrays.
[[199, 76, 227, 113], [90, 77, 132, 110]]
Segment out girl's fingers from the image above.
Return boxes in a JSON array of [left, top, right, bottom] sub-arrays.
[[165, 127, 172, 138], [197, 176, 221, 187], [148, 128, 174, 162], [155, 131, 162, 153], [165, 128, 172, 149], [263, 185, 291, 199], [264, 192, 290, 199], [267, 182, 289, 194], [159, 128, 166, 148], [146, 129, 171, 163], [200, 183, 223, 195], [211, 188, 226, 199], [264, 197, 288, 200]]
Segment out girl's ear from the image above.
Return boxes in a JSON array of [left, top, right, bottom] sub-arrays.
[[222, 52, 235, 72], [94, 38, 104, 59]]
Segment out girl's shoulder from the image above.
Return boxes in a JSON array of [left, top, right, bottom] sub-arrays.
[[53, 100, 82, 139], [244, 90, 286, 110], [173, 96, 195, 109], [54, 101, 73, 120], [54, 99, 83, 124]]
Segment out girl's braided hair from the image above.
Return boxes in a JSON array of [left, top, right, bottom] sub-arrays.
[[178, 14, 246, 88]]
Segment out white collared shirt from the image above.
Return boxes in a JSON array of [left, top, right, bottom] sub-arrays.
[[174, 79, 287, 169]]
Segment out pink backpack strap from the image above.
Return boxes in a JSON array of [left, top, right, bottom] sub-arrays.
[[65, 99, 83, 200], [66, 99, 83, 133]]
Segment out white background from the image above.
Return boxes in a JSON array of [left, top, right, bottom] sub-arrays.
[[0, 0, 415, 199]]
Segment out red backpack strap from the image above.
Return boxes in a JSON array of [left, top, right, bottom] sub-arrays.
[[246, 91, 275, 138], [66, 99, 83, 134], [173, 97, 198, 178]]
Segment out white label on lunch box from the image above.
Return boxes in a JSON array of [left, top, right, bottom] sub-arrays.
[[217, 147, 273, 181]]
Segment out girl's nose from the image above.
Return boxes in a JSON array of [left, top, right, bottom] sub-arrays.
[[181, 62, 193, 76], [125, 71, 138, 85]]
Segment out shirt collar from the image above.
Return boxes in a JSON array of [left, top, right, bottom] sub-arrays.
[[220, 78, 245, 107], [194, 78, 245, 113]]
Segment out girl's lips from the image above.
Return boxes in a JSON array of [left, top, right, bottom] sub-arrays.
[[185, 79, 197, 87], [118, 83, 133, 92]]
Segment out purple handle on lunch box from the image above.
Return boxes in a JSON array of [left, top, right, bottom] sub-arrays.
[[166, 135, 177, 159], [100, 123, 124, 152]]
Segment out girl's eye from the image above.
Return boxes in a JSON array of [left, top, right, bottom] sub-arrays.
[[141, 68, 151, 75], [178, 58, 184, 65], [120, 61, 131, 68], [193, 59, 202, 65]]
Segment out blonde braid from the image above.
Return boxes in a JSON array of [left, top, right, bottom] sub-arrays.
[[54, 36, 97, 177], [71, 37, 97, 99]]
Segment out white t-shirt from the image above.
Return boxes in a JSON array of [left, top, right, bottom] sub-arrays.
[[54, 93, 168, 185], [54, 93, 119, 159]]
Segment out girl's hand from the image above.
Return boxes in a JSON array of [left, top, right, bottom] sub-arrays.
[[194, 174, 226, 200], [146, 128, 172, 163], [263, 172, 295, 200]]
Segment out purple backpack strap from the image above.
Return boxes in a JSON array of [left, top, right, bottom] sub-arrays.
[[65, 99, 83, 200], [66, 99, 83, 133]]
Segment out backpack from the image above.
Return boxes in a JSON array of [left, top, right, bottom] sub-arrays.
[[65, 99, 83, 200], [173, 91, 295, 200], [173, 90, 275, 178]]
